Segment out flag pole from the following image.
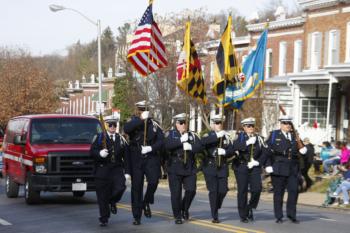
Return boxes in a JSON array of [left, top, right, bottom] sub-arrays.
[[184, 19, 191, 166]]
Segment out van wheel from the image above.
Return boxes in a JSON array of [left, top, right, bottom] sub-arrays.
[[24, 172, 40, 204], [6, 175, 19, 198], [73, 191, 85, 197]]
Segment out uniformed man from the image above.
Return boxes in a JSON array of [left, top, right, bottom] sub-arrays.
[[123, 100, 164, 225], [265, 115, 307, 224], [90, 116, 130, 227], [201, 114, 234, 223], [232, 117, 267, 223], [164, 113, 203, 224]]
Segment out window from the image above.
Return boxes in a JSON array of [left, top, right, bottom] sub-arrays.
[[328, 30, 340, 65], [311, 32, 322, 69], [279, 41, 287, 75], [301, 99, 335, 128], [293, 40, 302, 73], [265, 49, 272, 79]]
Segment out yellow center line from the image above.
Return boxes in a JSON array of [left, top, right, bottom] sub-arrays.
[[117, 203, 266, 233]]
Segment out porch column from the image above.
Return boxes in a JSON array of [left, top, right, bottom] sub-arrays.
[[326, 76, 333, 140]]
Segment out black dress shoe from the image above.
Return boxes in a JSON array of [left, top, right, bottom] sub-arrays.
[[133, 218, 141, 225], [240, 218, 249, 223], [110, 203, 117, 215], [175, 218, 183, 224], [212, 218, 220, 223], [182, 210, 189, 220], [248, 208, 254, 221], [99, 222, 108, 227], [276, 218, 283, 224], [143, 203, 152, 218], [287, 216, 300, 224]]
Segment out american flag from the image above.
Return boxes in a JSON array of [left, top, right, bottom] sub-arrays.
[[127, 3, 167, 76]]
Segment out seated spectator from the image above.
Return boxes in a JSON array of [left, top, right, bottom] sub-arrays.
[[314, 141, 333, 174], [340, 142, 350, 165], [332, 161, 350, 205], [323, 141, 342, 175]]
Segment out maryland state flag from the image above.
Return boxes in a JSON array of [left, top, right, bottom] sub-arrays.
[[212, 15, 240, 104], [176, 22, 207, 104]]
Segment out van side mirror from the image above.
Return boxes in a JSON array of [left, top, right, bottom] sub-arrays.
[[14, 135, 26, 145]]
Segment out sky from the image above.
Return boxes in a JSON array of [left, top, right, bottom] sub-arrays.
[[0, 0, 298, 56]]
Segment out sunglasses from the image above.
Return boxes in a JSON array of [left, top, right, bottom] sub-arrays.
[[177, 121, 186, 125], [244, 124, 255, 128], [281, 121, 292, 125], [214, 122, 222, 125], [108, 123, 117, 128]]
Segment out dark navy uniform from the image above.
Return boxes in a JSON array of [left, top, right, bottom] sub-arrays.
[[265, 129, 300, 222], [90, 132, 130, 225], [232, 132, 267, 222], [164, 129, 203, 222], [123, 116, 164, 223], [201, 131, 234, 222]]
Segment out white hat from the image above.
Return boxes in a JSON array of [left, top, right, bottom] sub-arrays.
[[241, 117, 256, 125], [278, 115, 293, 122], [211, 114, 225, 123], [173, 113, 188, 122], [135, 100, 148, 109], [104, 115, 118, 123]]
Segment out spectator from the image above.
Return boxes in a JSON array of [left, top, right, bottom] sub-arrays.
[[340, 142, 350, 165], [314, 141, 332, 174], [332, 161, 350, 206], [323, 141, 342, 175], [300, 138, 315, 190]]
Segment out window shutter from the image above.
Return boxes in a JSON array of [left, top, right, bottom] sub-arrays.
[[324, 31, 329, 66], [307, 33, 312, 68]]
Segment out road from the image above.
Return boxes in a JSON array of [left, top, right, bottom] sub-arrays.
[[0, 178, 350, 233]]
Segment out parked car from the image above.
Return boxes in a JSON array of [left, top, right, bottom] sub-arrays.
[[2, 114, 102, 204]]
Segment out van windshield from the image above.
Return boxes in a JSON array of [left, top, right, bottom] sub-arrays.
[[30, 118, 101, 144]]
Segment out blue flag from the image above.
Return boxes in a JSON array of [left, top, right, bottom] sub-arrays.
[[224, 29, 268, 108]]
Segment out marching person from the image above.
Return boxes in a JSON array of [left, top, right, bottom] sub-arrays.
[[164, 113, 203, 224], [123, 100, 164, 225], [90, 116, 130, 227], [265, 115, 307, 224], [201, 114, 234, 223], [232, 117, 267, 223]]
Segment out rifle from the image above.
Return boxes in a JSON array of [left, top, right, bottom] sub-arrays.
[[99, 113, 107, 149], [278, 105, 305, 150]]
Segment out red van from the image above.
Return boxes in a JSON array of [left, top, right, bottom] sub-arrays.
[[2, 114, 101, 204]]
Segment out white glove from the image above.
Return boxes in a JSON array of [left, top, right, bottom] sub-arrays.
[[180, 133, 188, 143], [141, 111, 150, 119], [216, 130, 225, 138], [141, 146, 152, 154], [124, 174, 131, 180], [99, 149, 108, 158], [183, 142, 192, 151], [247, 159, 259, 169], [265, 166, 273, 174], [246, 136, 256, 145], [299, 147, 307, 155], [217, 148, 226, 156]]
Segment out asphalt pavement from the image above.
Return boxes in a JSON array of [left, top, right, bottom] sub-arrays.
[[0, 178, 350, 233]]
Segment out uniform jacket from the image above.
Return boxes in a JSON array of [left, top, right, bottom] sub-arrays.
[[232, 131, 267, 174], [201, 131, 234, 177], [164, 129, 203, 176], [123, 116, 164, 171], [265, 129, 299, 177], [90, 132, 130, 179]]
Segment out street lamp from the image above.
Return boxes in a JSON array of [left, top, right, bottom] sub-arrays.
[[49, 4, 103, 114]]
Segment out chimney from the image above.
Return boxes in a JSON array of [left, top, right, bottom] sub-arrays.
[[75, 80, 80, 89], [82, 75, 86, 83], [68, 81, 73, 89], [275, 6, 286, 21], [108, 67, 113, 78], [90, 74, 95, 83]]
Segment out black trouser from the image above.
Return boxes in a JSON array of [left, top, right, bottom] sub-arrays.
[[131, 160, 159, 220], [168, 173, 196, 219], [301, 163, 313, 189], [203, 173, 228, 219], [234, 170, 262, 219], [95, 168, 126, 223], [271, 174, 299, 219]]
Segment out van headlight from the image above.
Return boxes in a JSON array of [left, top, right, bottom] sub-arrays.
[[34, 157, 47, 174]]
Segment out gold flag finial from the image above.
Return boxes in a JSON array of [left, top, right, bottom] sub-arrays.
[[264, 19, 270, 29], [149, 0, 153, 4]]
